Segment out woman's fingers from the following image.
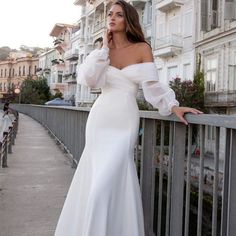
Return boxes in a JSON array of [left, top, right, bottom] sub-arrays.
[[173, 107, 203, 125]]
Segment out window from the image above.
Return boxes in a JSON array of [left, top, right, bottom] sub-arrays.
[[29, 66, 31, 76], [23, 66, 25, 76], [183, 12, 192, 37], [201, 0, 219, 31], [1, 69, 2, 77], [228, 52, 236, 90], [167, 66, 179, 82], [12, 68, 15, 77], [34, 66, 37, 75], [19, 66, 21, 76], [141, 8, 145, 23], [183, 64, 191, 80], [5, 69, 7, 77], [169, 16, 180, 35], [58, 73, 63, 83], [225, 0, 236, 21], [206, 57, 218, 91], [148, 3, 152, 23], [156, 22, 165, 39]]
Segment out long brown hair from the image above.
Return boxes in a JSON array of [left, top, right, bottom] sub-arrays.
[[110, 0, 148, 44]]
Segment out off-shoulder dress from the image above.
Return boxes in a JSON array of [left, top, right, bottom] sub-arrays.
[[54, 47, 179, 236]]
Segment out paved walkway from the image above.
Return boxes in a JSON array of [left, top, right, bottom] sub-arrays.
[[0, 113, 75, 236]]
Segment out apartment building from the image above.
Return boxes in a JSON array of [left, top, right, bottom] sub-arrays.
[[37, 49, 58, 85], [153, 0, 195, 84], [74, 0, 153, 106], [49, 23, 74, 96], [195, 0, 236, 115], [0, 52, 38, 100]]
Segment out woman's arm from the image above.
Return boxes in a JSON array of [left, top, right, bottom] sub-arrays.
[[76, 47, 110, 88], [139, 44, 203, 125]]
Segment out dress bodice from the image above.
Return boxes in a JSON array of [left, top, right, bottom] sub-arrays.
[[76, 47, 179, 116], [101, 66, 139, 97]]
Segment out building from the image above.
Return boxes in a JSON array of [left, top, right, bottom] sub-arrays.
[[73, 0, 154, 106], [49, 23, 74, 96], [0, 52, 38, 100], [153, 0, 196, 84], [195, 0, 236, 115]]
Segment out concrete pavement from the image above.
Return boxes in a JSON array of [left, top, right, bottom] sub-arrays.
[[0, 113, 75, 236]]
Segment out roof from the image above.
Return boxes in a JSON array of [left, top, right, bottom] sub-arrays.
[[50, 23, 74, 37]]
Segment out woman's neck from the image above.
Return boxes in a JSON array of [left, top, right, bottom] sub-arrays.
[[110, 32, 131, 49]]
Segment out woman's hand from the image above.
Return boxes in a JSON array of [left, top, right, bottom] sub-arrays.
[[102, 29, 112, 48], [171, 106, 203, 125]]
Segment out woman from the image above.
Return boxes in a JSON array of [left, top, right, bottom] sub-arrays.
[[54, 1, 202, 235]]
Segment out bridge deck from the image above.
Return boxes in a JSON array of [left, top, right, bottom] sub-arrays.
[[0, 113, 75, 236]]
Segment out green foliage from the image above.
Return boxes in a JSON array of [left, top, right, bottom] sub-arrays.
[[20, 77, 52, 104], [0, 46, 11, 61], [51, 90, 63, 99], [169, 54, 207, 112], [137, 99, 154, 110]]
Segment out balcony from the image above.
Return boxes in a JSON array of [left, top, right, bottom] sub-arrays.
[[64, 49, 79, 61], [53, 38, 64, 46], [128, 0, 146, 8], [93, 20, 105, 33], [156, 0, 184, 12], [50, 83, 67, 91], [154, 34, 182, 58], [205, 90, 236, 107], [63, 72, 77, 83], [43, 68, 51, 74], [74, 0, 86, 6]]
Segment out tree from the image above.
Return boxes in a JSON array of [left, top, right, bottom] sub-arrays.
[[0, 46, 11, 61], [20, 77, 52, 104], [169, 54, 206, 112]]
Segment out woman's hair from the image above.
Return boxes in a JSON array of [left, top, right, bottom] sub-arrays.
[[110, 0, 148, 44]]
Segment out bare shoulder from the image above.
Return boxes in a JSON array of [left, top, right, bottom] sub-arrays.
[[135, 42, 153, 62]]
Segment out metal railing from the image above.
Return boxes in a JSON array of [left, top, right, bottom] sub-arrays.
[[0, 111, 19, 168], [11, 104, 236, 236]]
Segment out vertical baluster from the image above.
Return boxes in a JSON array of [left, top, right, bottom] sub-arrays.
[[140, 118, 156, 236], [227, 129, 236, 236], [165, 122, 174, 236], [184, 125, 192, 236], [157, 121, 165, 236], [197, 125, 205, 236], [170, 122, 186, 236], [220, 128, 230, 236], [212, 127, 220, 236]]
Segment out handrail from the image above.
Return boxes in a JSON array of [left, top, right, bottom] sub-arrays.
[[10, 104, 236, 236]]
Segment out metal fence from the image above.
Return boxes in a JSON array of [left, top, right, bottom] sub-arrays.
[[11, 104, 236, 236]]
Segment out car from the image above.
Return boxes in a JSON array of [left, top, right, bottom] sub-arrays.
[[45, 98, 73, 106]]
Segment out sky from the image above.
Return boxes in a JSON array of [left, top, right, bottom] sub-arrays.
[[0, 0, 81, 50]]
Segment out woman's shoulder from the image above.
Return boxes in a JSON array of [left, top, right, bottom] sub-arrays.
[[134, 42, 153, 62]]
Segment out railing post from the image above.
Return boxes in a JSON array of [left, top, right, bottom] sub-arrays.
[[140, 118, 156, 236], [227, 129, 236, 236], [2, 132, 8, 168], [170, 122, 186, 236], [8, 127, 13, 154]]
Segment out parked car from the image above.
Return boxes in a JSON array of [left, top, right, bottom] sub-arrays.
[[45, 98, 72, 106]]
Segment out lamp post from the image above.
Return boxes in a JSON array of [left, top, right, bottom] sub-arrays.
[[14, 87, 21, 104]]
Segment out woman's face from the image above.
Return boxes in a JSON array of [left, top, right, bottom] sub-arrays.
[[107, 4, 126, 32]]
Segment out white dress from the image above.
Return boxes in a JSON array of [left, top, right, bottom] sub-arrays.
[[54, 47, 179, 236]]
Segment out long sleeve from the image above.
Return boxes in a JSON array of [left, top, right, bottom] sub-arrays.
[[76, 47, 110, 88], [135, 62, 179, 116]]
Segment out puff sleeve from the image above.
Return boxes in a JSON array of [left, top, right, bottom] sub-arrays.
[[76, 47, 110, 88], [136, 63, 179, 116]]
